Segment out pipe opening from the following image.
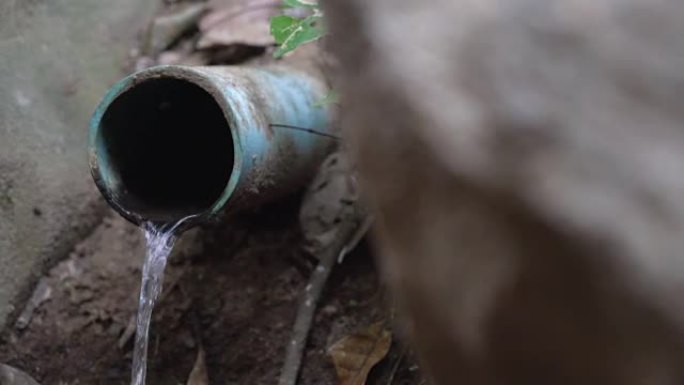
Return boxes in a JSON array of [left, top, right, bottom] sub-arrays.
[[99, 77, 234, 222]]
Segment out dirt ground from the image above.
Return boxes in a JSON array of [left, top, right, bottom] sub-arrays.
[[0, 196, 423, 385], [0, 2, 425, 383]]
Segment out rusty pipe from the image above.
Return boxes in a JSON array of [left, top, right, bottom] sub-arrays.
[[89, 65, 334, 229]]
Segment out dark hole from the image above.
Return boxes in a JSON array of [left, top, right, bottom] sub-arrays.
[[100, 78, 233, 221]]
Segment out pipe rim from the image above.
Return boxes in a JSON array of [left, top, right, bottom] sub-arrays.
[[88, 65, 244, 228]]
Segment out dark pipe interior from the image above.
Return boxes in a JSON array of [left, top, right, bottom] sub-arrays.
[[100, 78, 234, 222]]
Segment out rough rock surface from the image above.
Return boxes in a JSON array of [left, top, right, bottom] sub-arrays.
[[322, 0, 684, 384], [0, 0, 157, 329]]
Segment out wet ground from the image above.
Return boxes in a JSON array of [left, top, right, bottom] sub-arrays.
[[0, 198, 423, 385]]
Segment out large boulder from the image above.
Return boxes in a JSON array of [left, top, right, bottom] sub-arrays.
[[323, 0, 684, 384], [0, 0, 157, 330]]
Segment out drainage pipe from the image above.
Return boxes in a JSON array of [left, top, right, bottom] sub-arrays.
[[89, 65, 333, 229]]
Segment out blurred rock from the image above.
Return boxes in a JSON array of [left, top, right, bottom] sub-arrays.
[[323, 0, 684, 384], [0, 0, 156, 332]]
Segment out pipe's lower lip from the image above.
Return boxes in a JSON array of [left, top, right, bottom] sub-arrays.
[[90, 71, 236, 225]]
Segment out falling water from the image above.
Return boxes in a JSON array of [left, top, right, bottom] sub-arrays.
[[131, 217, 192, 385]]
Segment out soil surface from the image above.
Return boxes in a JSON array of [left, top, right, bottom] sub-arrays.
[[0, 198, 423, 385], [0, 2, 424, 383]]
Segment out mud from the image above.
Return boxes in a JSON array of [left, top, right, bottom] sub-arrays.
[[0, 198, 422, 385]]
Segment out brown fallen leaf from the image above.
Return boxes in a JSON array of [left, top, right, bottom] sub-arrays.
[[145, 3, 208, 55], [328, 322, 392, 385], [186, 347, 209, 385], [197, 0, 281, 49]]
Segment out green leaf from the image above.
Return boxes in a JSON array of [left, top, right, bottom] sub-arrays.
[[282, 0, 318, 9], [270, 15, 298, 44], [270, 14, 325, 58], [313, 90, 339, 107]]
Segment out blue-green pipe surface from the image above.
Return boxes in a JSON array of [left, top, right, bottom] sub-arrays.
[[89, 65, 333, 228]]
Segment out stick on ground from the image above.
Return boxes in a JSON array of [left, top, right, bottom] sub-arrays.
[[278, 220, 364, 385]]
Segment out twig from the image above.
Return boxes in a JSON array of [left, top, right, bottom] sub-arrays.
[[118, 314, 137, 349], [269, 123, 342, 141], [338, 215, 373, 263], [278, 220, 362, 385], [188, 299, 204, 350], [186, 300, 209, 385], [154, 334, 160, 357], [386, 347, 407, 385], [118, 271, 184, 349]]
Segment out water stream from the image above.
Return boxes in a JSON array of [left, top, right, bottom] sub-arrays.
[[131, 218, 192, 385]]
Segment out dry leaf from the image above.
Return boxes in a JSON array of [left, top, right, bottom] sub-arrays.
[[328, 322, 392, 385], [145, 3, 207, 55], [186, 347, 209, 385], [197, 0, 280, 49]]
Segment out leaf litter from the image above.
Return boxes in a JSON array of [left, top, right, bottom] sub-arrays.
[[198, 0, 281, 49], [328, 322, 392, 385]]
